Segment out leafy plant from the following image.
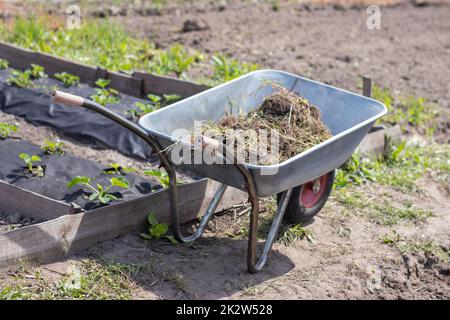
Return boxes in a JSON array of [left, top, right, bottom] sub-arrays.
[[143, 168, 170, 188], [211, 53, 258, 83], [139, 212, 177, 244], [0, 122, 18, 139], [151, 44, 201, 77], [41, 140, 64, 155], [54, 72, 80, 87], [335, 154, 375, 188], [28, 63, 46, 79], [7, 69, 33, 88], [104, 163, 136, 175], [90, 78, 120, 106], [126, 93, 180, 119], [67, 175, 129, 204], [19, 153, 44, 176], [279, 223, 315, 246], [373, 84, 438, 133], [0, 58, 9, 69]]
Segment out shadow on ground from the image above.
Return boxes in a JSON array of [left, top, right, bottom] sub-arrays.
[[79, 232, 295, 299]]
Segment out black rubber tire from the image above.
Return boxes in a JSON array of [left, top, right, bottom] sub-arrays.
[[277, 170, 335, 224]]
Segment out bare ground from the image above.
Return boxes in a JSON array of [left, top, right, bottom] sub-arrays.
[[0, 0, 449, 300]]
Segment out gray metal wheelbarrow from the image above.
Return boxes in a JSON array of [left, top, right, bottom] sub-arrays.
[[52, 70, 387, 273]]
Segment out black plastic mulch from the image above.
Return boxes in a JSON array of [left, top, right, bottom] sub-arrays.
[[0, 68, 156, 160], [0, 139, 162, 210]]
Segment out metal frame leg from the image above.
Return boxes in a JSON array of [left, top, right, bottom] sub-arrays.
[[170, 182, 227, 243], [247, 188, 292, 273]]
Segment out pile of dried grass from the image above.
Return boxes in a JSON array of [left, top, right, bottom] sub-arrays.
[[202, 85, 331, 165]]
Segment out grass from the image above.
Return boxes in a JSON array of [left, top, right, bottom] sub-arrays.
[[0, 16, 257, 84], [336, 140, 450, 194], [380, 232, 449, 263], [333, 188, 432, 225], [0, 259, 137, 300], [372, 84, 439, 136]]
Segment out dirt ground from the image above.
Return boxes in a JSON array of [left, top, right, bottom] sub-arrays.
[[0, 0, 449, 300], [114, 0, 450, 112]]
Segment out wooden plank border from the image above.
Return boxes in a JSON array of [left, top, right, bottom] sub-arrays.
[[0, 41, 209, 98], [0, 180, 77, 221], [133, 71, 210, 99], [357, 125, 402, 155], [0, 179, 208, 267]]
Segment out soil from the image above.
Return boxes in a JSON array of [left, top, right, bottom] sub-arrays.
[[0, 0, 449, 300], [0, 211, 43, 234], [114, 0, 450, 114]]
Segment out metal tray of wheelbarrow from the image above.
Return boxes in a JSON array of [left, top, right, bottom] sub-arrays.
[[139, 70, 387, 197]]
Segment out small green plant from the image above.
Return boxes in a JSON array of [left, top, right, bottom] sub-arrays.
[[54, 72, 80, 87], [90, 79, 120, 106], [279, 223, 315, 246], [212, 53, 258, 83], [28, 63, 46, 79], [335, 153, 375, 188], [104, 162, 136, 175], [139, 212, 177, 244], [0, 58, 9, 69], [373, 84, 438, 133], [67, 175, 129, 204], [7, 69, 33, 88], [41, 140, 64, 155], [126, 93, 180, 119], [151, 44, 201, 77], [19, 153, 44, 176], [0, 122, 18, 139], [143, 168, 170, 188]]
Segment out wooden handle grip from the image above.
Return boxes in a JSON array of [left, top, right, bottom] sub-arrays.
[[51, 90, 84, 106], [192, 135, 220, 149]]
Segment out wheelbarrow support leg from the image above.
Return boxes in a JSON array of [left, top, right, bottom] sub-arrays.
[[170, 183, 227, 243], [247, 188, 293, 273]]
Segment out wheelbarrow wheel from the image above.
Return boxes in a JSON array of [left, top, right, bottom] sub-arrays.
[[277, 170, 335, 224]]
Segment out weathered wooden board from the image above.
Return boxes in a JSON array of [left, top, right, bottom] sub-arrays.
[[0, 42, 33, 70], [134, 71, 210, 99], [0, 179, 208, 267], [106, 70, 142, 97], [357, 125, 402, 155], [0, 180, 77, 221], [0, 40, 209, 99], [33, 52, 99, 86]]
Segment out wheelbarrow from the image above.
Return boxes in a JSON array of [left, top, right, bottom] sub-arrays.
[[51, 70, 387, 273]]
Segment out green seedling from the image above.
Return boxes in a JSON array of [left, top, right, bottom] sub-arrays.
[[151, 44, 201, 77], [7, 69, 33, 88], [28, 63, 46, 79], [67, 175, 130, 205], [335, 153, 375, 188], [41, 140, 64, 155], [104, 162, 136, 175], [126, 93, 180, 119], [143, 168, 170, 188], [211, 53, 258, 83], [54, 72, 80, 87], [0, 58, 9, 69], [19, 153, 44, 177], [139, 212, 178, 244], [90, 78, 120, 106], [280, 223, 315, 246], [0, 122, 18, 139]]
